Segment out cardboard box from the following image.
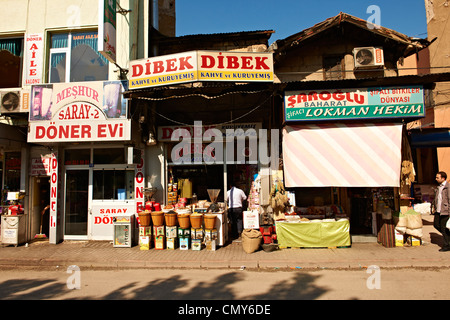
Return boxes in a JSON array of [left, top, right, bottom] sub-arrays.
[[206, 240, 216, 251], [166, 226, 177, 238], [139, 236, 151, 250], [139, 226, 152, 237], [204, 229, 217, 241], [178, 228, 190, 238], [192, 239, 202, 250], [395, 231, 404, 247], [191, 228, 203, 240], [166, 237, 177, 250], [180, 237, 189, 250], [153, 225, 165, 237], [154, 236, 165, 250], [409, 236, 421, 246]]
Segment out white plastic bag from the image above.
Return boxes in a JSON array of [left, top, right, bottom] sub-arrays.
[[446, 218, 450, 231]]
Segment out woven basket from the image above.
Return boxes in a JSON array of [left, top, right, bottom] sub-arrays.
[[164, 212, 178, 227], [190, 214, 203, 229], [204, 214, 217, 229], [178, 214, 190, 229], [138, 212, 151, 226], [151, 211, 164, 226]]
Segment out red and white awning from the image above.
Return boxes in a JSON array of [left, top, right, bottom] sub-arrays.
[[282, 123, 403, 187]]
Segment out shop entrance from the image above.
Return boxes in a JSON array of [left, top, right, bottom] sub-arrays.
[[32, 176, 50, 237], [170, 165, 224, 203], [65, 169, 89, 238], [226, 164, 258, 197]]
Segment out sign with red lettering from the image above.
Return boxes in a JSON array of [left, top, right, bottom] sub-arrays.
[[28, 81, 131, 142], [91, 204, 135, 240], [129, 50, 273, 89], [24, 33, 44, 86], [30, 155, 51, 176], [284, 86, 425, 121]]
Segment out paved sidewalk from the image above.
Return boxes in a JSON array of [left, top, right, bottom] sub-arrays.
[[1, 214, 449, 270]]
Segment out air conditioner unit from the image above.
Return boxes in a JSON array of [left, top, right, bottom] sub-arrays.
[[353, 47, 384, 68], [0, 90, 21, 113]]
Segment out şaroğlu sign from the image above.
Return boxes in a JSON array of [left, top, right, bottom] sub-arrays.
[[27, 81, 131, 143], [284, 86, 425, 121], [129, 50, 274, 89]]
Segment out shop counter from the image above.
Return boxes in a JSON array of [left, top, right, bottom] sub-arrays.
[[275, 219, 351, 248]]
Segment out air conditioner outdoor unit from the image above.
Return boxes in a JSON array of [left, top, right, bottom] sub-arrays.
[[353, 47, 384, 68], [0, 90, 21, 113]]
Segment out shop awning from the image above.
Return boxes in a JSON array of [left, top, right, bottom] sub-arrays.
[[410, 129, 450, 148], [282, 123, 403, 187]]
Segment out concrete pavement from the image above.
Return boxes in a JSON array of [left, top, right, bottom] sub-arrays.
[[1, 214, 449, 271]]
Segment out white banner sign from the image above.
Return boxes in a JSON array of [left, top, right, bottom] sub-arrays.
[[91, 203, 134, 240], [27, 81, 130, 143], [24, 33, 44, 85]]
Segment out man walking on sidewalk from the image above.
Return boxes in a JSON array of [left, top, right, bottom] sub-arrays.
[[432, 171, 450, 252]]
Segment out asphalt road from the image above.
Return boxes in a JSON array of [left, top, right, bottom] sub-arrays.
[[0, 266, 449, 301]]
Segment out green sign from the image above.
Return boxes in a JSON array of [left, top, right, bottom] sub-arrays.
[[284, 86, 425, 121]]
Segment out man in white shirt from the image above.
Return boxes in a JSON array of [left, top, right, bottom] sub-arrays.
[[433, 171, 450, 252], [227, 183, 247, 240]]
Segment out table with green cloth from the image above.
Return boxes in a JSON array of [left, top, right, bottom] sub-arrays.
[[275, 219, 351, 248]]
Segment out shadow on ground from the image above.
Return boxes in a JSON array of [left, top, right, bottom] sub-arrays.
[[0, 271, 328, 300]]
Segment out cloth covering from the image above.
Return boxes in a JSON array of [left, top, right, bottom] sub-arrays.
[[275, 220, 351, 248]]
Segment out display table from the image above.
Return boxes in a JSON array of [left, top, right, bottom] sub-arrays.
[[275, 219, 351, 248]]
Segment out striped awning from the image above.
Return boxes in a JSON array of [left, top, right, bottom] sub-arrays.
[[282, 123, 403, 187]]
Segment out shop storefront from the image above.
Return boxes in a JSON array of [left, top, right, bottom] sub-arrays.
[[158, 122, 263, 203], [280, 85, 425, 247], [26, 80, 142, 244]]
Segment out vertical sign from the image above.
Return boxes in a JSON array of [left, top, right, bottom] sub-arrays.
[[98, 0, 117, 63], [135, 150, 145, 225], [49, 152, 58, 244], [24, 34, 44, 85]]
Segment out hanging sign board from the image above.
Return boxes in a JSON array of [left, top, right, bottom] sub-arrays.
[[284, 86, 425, 121], [98, 0, 117, 63], [27, 81, 130, 142], [129, 50, 274, 89], [24, 33, 44, 85]]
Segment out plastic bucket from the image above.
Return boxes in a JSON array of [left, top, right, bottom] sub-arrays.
[[190, 214, 203, 229], [138, 212, 151, 226], [164, 212, 178, 227], [151, 211, 164, 226], [204, 214, 217, 229], [178, 213, 191, 229]]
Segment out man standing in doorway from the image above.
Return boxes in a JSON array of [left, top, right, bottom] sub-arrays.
[[433, 171, 450, 252], [227, 183, 247, 241]]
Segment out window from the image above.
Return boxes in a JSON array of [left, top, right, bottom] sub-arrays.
[[323, 55, 344, 80], [0, 37, 23, 88], [93, 148, 125, 164], [64, 149, 90, 165], [49, 31, 108, 83], [5, 152, 21, 191], [93, 169, 134, 200]]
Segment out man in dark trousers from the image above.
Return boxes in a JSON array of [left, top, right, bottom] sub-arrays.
[[227, 183, 247, 241], [432, 171, 450, 252]]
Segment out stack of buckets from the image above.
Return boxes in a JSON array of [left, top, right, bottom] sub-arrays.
[[138, 201, 218, 251]]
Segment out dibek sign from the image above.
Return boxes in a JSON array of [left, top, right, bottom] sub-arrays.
[[129, 50, 274, 89], [28, 81, 131, 142], [284, 86, 425, 121]]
